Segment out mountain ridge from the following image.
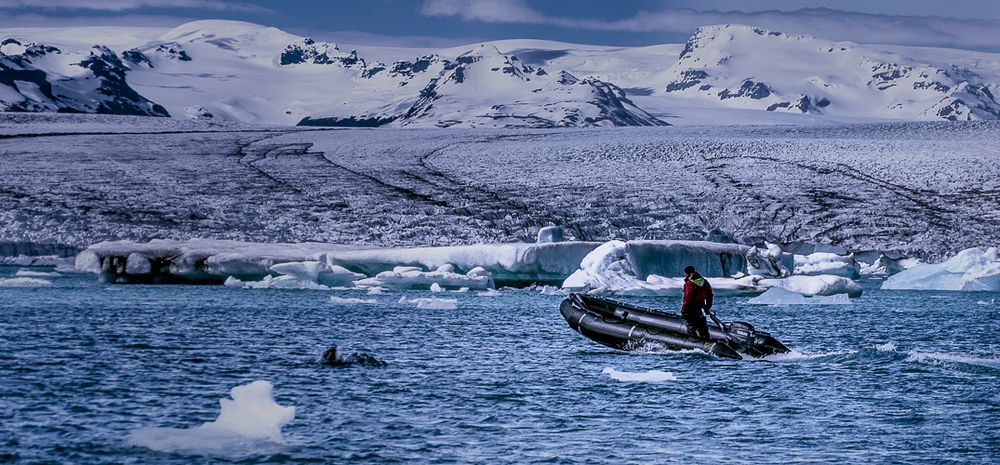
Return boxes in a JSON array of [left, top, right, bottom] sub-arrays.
[[2, 20, 999, 126]]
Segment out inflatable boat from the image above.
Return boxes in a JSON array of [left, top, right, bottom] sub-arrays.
[[559, 293, 790, 360]]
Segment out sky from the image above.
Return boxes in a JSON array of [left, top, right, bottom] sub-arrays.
[[1, 0, 999, 51]]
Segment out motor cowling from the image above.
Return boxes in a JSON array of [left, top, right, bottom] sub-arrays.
[[725, 321, 757, 349]]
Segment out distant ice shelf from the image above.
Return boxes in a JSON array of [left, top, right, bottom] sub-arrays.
[[73, 238, 874, 297]]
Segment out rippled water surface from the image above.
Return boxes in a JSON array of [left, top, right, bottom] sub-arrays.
[[2, 267, 999, 464]]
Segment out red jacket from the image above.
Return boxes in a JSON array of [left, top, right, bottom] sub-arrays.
[[682, 273, 713, 316]]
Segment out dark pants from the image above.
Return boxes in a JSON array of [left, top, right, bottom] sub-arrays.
[[684, 310, 710, 340]]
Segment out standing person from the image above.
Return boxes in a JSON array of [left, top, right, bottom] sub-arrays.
[[682, 265, 713, 340]]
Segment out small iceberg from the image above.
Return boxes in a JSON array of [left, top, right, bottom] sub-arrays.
[[357, 264, 493, 291], [398, 296, 458, 309], [747, 287, 851, 305], [127, 380, 294, 457], [329, 296, 376, 305], [0, 277, 53, 287], [602, 367, 676, 383], [15, 269, 62, 278]]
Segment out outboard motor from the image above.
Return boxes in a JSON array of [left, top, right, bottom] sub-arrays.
[[724, 321, 789, 356], [724, 321, 757, 350]]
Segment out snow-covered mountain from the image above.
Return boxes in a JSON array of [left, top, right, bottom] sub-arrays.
[[659, 25, 1000, 121], [0, 39, 167, 116], [2, 20, 1000, 126]]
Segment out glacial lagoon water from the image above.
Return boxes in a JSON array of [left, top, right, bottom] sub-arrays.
[[2, 266, 999, 464]]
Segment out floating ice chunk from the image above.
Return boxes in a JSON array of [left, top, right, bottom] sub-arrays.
[[0, 277, 52, 287], [357, 264, 493, 290], [270, 261, 364, 287], [539, 285, 564, 295], [477, 288, 502, 297], [977, 299, 995, 306], [366, 286, 385, 295], [759, 274, 863, 297], [875, 342, 897, 352], [430, 282, 444, 293], [746, 244, 792, 277], [330, 242, 599, 287], [602, 367, 676, 383], [536, 226, 564, 243], [127, 380, 294, 456], [224, 275, 330, 290], [858, 252, 922, 276], [398, 296, 458, 309], [793, 252, 860, 279], [882, 247, 1000, 291], [747, 287, 852, 305], [14, 269, 61, 277], [329, 296, 376, 305]]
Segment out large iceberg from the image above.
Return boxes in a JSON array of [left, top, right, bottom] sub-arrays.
[[75, 239, 355, 284], [882, 247, 1000, 291], [563, 240, 862, 297]]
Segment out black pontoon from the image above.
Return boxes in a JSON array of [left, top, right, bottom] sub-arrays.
[[559, 293, 790, 360]]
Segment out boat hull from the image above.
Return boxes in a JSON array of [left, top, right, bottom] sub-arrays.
[[559, 294, 790, 360]]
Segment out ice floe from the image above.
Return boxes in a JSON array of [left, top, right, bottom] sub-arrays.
[[398, 296, 458, 309], [856, 251, 922, 276], [792, 252, 860, 279], [127, 380, 294, 456], [0, 277, 53, 287], [602, 367, 677, 382], [747, 287, 852, 305], [332, 242, 599, 286], [329, 296, 376, 305], [356, 264, 493, 291], [14, 269, 62, 277], [882, 247, 1000, 291]]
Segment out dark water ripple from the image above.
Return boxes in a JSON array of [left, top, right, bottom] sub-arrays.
[[1, 268, 999, 464]]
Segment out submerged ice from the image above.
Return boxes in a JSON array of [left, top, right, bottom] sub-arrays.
[[127, 380, 294, 456]]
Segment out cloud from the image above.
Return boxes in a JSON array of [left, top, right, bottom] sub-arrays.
[[420, 0, 1000, 51], [0, 0, 270, 13]]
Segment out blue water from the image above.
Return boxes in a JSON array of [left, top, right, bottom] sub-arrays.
[[2, 266, 999, 464]]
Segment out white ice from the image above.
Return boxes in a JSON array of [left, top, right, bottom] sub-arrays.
[[793, 252, 860, 279], [602, 367, 677, 383], [0, 277, 52, 287], [329, 296, 376, 305], [333, 242, 597, 286], [882, 247, 1000, 291], [564, 240, 863, 296], [747, 287, 852, 305], [127, 380, 295, 456], [14, 269, 61, 277], [356, 264, 493, 291], [398, 296, 458, 309]]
